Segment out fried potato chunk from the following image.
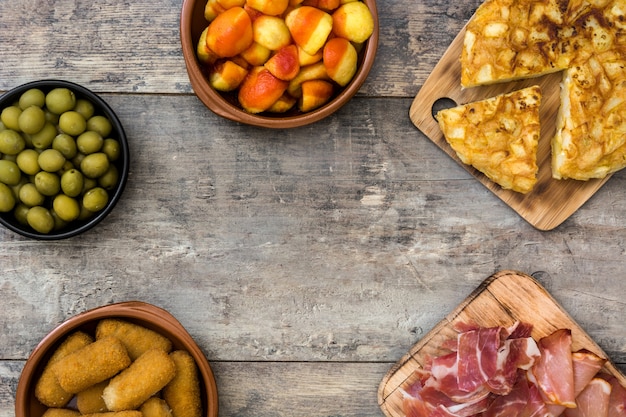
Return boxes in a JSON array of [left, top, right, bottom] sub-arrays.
[[437, 86, 542, 194]]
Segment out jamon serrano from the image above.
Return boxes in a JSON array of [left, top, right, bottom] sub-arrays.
[[544, 349, 607, 417], [563, 378, 612, 417], [602, 375, 626, 417], [404, 322, 541, 416], [488, 336, 540, 395], [482, 377, 527, 417], [402, 324, 622, 417], [531, 329, 576, 408]]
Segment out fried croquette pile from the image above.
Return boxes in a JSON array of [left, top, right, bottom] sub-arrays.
[[34, 319, 202, 417]]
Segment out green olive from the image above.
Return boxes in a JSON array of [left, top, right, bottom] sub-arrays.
[[58, 110, 87, 136], [71, 152, 86, 168], [19, 88, 46, 110], [10, 177, 28, 200], [0, 182, 16, 212], [98, 164, 119, 190], [82, 177, 98, 194], [80, 152, 109, 178], [44, 110, 59, 125], [53, 194, 80, 222], [30, 122, 58, 150], [16, 149, 41, 175], [53, 133, 78, 159], [86, 115, 112, 137], [82, 187, 108, 212], [74, 99, 95, 120], [18, 182, 45, 207], [38, 149, 66, 172], [13, 203, 30, 225], [1, 86, 121, 233], [78, 204, 95, 221], [26, 206, 54, 234], [0, 129, 26, 155], [18, 105, 46, 135], [34, 171, 61, 196], [45, 88, 76, 114], [102, 138, 121, 162], [51, 209, 68, 230], [76, 130, 103, 154], [58, 160, 75, 175], [1, 106, 22, 131], [0, 160, 22, 185], [61, 169, 84, 197]]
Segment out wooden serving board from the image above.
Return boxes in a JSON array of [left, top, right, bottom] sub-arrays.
[[377, 270, 626, 417], [409, 27, 611, 231]]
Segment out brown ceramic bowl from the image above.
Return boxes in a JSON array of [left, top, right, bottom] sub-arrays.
[[15, 301, 218, 417], [180, 0, 379, 128]]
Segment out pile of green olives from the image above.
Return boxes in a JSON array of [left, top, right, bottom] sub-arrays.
[[0, 87, 122, 234]]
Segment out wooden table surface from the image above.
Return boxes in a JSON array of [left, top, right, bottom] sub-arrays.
[[1, 1, 625, 417]]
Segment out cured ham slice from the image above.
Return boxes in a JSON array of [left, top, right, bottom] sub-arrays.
[[425, 352, 491, 403], [487, 336, 540, 395], [483, 372, 532, 417], [599, 374, 626, 417], [544, 349, 607, 417], [403, 373, 489, 417], [484, 372, 552, 417], [571, 350, 608, 393], [563, 377, 612, 417], [404, 394, 431, 417], [520, 380, 552, 417], [425, 324, 537, 402], [456, 326, 506, 392], [531, 329, 576, 408], [401, 324, 622, 417]]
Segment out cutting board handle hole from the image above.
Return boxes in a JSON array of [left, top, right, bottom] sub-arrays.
[[431, 97, 457, 119]]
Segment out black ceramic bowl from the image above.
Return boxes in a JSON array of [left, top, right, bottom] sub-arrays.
[[0, 80, 129, 240]]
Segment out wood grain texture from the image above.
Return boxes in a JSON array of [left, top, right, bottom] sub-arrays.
[[2, 361, 390, 417], [378, 270, 626, 417], [0, 94, 625, 417], [0, 0, 625, 416], [0, 0, 478, 97], [410, 27, 611, 231]]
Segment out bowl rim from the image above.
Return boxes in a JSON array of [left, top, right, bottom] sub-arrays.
[[179, 0, 379, 128], [15, 301, 219, 417], [0, 79, 130, 240]]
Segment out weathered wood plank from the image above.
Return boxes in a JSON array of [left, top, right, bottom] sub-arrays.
[[0, 0, 480, 97], [1, 361, 391, 417], [1, 96, 624, 368], [1, 0, 625, 416], [378, 271, 626, 417]]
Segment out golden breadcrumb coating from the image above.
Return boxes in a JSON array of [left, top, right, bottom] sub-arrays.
[[140, 397, 174, 417], [95, 318, 173, 361], [102, 348, 176, 411], [163, 350, 203, 417], [52, 336, 130, 395], [35, 331, 94, 407]]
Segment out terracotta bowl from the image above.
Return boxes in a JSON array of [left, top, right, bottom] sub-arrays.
[[180, 0, 379, 128], [15, 301, 219, 417], [0, 80, 130, 240]]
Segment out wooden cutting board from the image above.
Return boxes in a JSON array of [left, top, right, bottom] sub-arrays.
[[377, 270, 626, 417], [409, 26, 612, 231]]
